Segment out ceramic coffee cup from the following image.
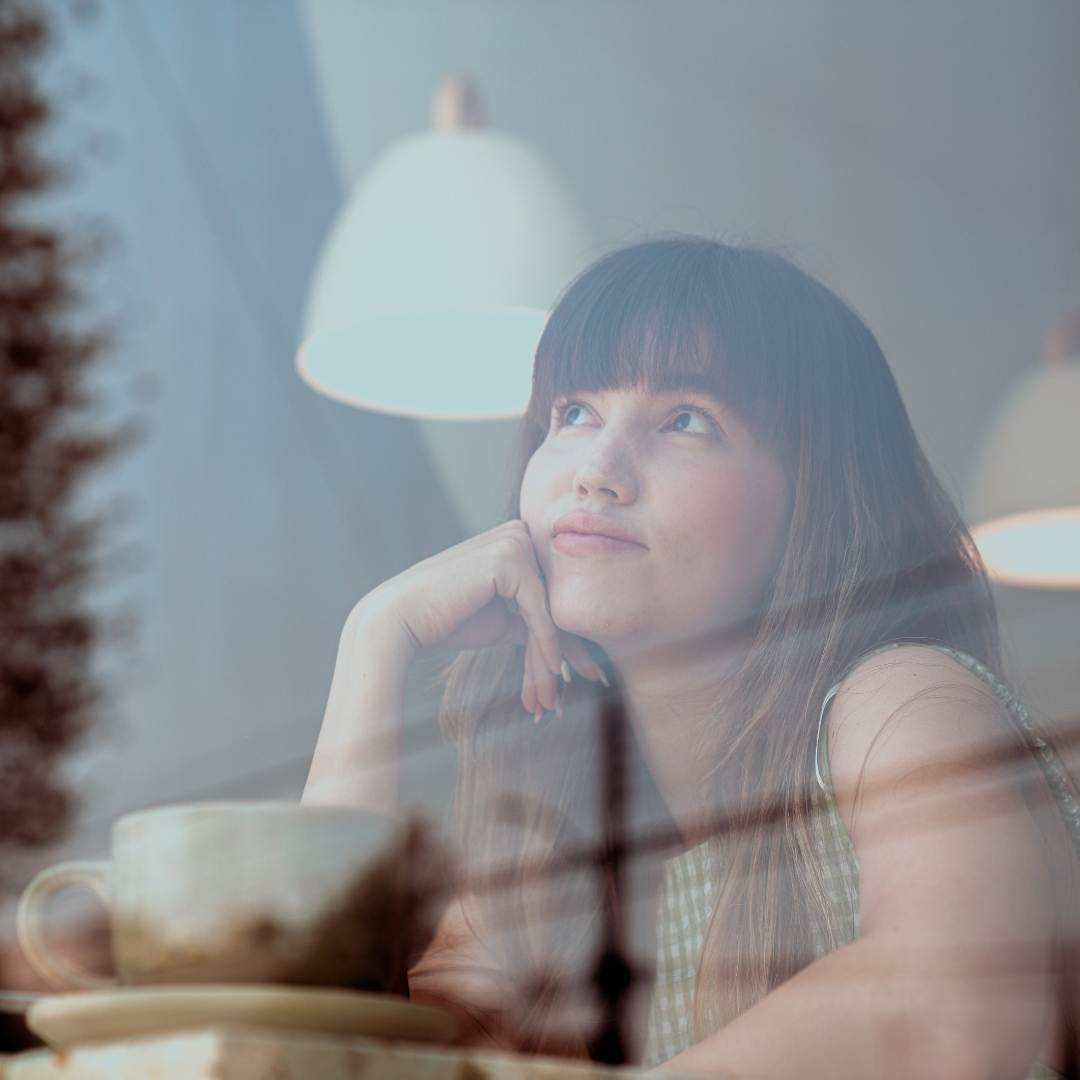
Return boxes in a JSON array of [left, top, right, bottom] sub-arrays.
[[15, 801, 421, 992]]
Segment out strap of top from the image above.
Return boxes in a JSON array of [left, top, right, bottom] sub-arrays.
[[814, 637, 945, 794]]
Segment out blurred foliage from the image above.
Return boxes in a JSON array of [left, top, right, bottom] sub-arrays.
[[0, 0, 139, 878]]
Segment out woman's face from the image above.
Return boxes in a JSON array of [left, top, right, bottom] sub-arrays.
[[519, 382, 792, 658]]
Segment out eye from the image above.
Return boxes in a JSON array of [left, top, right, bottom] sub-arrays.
[[550, 397, 723, 438], [669, 405, 722, 436], [550, 398, 588, 428]]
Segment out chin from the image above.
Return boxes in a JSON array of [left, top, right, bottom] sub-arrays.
[[549, 594, 648, 646]]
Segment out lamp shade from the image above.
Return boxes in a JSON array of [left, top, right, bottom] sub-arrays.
[[297, 78, 595, 420], [295, 75, 595, 534], [965, 357, 1080, 588]]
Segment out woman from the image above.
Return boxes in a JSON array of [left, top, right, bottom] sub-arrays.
[[305, 235, 1080, 1078]]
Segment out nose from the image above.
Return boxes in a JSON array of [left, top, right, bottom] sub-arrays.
[[576, 474, 617, 500], [572, 441, 637, 502]]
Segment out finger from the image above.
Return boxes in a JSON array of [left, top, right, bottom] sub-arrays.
[[526, 632, 555, 717], [517, 576, 563, 679], [522, 635, 538, 717], [534, 633, 558, 714], [493, 559, 561, 678], [557, 633, 609, 685]]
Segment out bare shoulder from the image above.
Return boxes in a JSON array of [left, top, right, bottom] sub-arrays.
[[824, 643, 1018, 811]]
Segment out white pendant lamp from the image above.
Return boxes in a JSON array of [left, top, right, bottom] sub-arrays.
[[965, 310, 1080, 589], [297, 74, 595, 422]]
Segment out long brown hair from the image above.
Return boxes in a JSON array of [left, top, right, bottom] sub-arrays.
[[431, 234, 1036, 1057]]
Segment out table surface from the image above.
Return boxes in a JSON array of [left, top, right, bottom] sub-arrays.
[[1, 1026, 689, 1080]]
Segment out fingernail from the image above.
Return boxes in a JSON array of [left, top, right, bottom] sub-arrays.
[[599, 670, 610, 688], [560, 660, 572, 684], [534, 706, 544, 724]]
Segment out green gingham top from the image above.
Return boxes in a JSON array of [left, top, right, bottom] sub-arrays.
[[640, 640, 1080, 1078]]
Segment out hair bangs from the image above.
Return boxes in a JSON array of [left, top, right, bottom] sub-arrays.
[[525, 237, 792, 454]]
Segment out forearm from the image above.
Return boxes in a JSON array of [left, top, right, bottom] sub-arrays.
[[303, 599, 416, 817], [651, 938, 995, 1080]]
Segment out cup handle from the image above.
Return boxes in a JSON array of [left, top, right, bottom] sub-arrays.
[[15, 860, 115, 991]]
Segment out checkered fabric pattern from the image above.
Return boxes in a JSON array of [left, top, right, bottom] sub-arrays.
[[640, 641, 1080, 1078], [641, 829, 715, 1065]]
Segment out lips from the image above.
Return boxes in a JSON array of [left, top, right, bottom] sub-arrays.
[[551, 511, 646, 547], [553, 532, 645, 556]]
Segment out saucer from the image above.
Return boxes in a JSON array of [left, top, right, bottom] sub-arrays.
[[26, 984, 459, 1050]]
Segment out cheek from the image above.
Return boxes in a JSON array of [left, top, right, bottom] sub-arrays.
[[518, 458, 538, 522], [518, 453, 553, 536], [676, 465, 790, 585]]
